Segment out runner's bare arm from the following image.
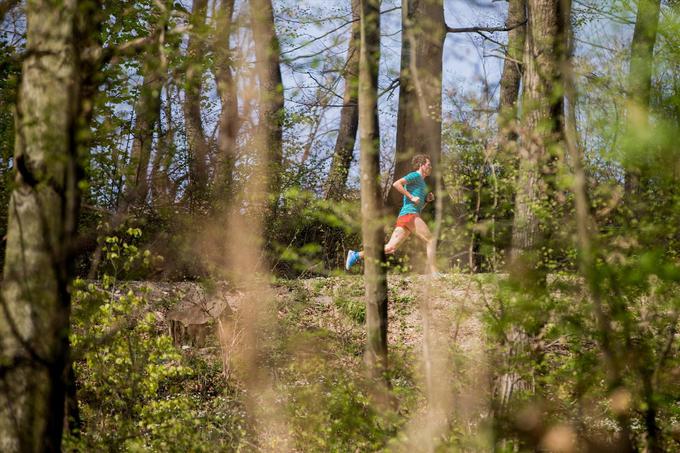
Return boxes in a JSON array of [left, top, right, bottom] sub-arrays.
[[392, 178, 419, 204]]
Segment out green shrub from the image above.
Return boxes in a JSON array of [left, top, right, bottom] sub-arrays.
[[284, 357, 400, 452], [65, 229, 250, 451]]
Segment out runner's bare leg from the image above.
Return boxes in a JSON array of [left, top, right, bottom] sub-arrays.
[[414, 217, 437, 274], [359, 226, 410, 258], [385, 226, 411, 254]]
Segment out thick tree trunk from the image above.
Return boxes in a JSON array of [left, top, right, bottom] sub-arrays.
[[510, 0, 566, 278], [324, 0, 361, 201], [251, 0, 284, 216], [623, 0, 661, 198], [213, 0, 239, 202], [184, 0, 210, 208], [389, 0, 445, 213], [498, 0, 568, 423], [359, 0, 388, 382], [0, 0, 93, 450], [479, 0, 526, 274]]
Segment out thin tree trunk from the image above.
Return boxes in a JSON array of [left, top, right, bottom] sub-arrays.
[[64, 361, 81, 437], [251, 0, 284, 216], [469, 181, 482, 271], [0, 0, 97, 450], [324, 0, 361, 201], [389, 0, 446, 272], [561, 1, 635, 448], [184, 0, 210, 208], [389, 0, 445, 213], [213, 0, 239, 202], [359, 0, 388, 385], [623, 0, 661, 199], [152, 81, 178, 207], [123, 31, 166, 211], [150, 103, 171, 206], [497, 0, 526, 143]]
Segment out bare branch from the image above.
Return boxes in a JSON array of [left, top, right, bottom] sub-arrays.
[[280, 6, 401, 57], [98, 25, 189, 66], [475, 31, 506, 48], [446, 20, 527, 35], [378, 77, 399, 100]]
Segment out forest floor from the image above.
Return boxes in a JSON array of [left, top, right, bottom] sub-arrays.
[[137, 273, 500, 450]]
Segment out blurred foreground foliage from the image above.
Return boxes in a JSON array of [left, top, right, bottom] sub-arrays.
[[0, 0, 679, 450]]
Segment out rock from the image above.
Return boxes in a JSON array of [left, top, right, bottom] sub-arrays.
[[166, 289, 236, 348]]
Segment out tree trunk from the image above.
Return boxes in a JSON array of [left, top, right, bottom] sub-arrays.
[[497, 0, 526, 143], [510, 0, 566, 279], [359, 0, 388, 383], [123, 36, 166, 211], [389, 0, 445, 213], [475, 0, 526, 274], [64, 360, 81, 437], [0, 0, 95, 450], [324, 0, 361, 201], [498, 0, 568, 422], [213, 0, 239, 203], [151, 81, 179, 207], [184, 0, 210, 209], [561, 2, 635, 448], [623, 0, 661, 198], [251, 0, 284, 216]]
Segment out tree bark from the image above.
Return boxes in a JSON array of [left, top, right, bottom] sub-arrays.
[[389, 0, 445, 213], [0, 0, 97, 450], [497, 0, 526, 142], [151, 79, 180, 207], [213, 0, 239, 202], [324, 0, 361, 201], [497, 0, 569, 422], [183, 0, 210, 209], [510, 0, 566, 279], [359, 0, 389, 385], [123, 33, 166, 211], [623, 0, 661, 198], [251, 0, 284, 216]]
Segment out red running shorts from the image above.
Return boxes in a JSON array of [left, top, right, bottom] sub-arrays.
[[395, 214, 418, 232]]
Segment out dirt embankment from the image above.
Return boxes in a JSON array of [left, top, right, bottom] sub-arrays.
[[134, 274, 495, 443]]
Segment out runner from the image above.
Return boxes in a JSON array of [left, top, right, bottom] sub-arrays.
[[345, 154, 438, 274]]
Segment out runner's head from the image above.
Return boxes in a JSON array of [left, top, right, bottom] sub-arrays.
[[412, 154, 432, 176]]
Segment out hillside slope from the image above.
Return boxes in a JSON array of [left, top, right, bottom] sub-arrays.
[[142, 274, 496, 451]]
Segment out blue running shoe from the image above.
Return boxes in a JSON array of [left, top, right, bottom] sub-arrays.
[[345, 250, 361, 270]]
